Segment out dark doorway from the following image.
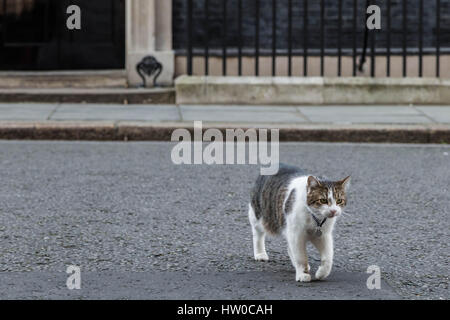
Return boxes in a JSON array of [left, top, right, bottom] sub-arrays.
[[0, 0, 125, 70]]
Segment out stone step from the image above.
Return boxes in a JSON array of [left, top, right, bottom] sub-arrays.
[[0, 70, 127, 89], [0, 88, 175, 104]]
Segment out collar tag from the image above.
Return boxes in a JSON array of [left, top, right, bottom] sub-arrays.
[[307, 208, 327, 237], [315, 227, 323, 237]]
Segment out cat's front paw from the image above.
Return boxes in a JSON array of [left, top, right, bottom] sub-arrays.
[[315, 266, 331, 280], [254, 253, 269, 261], [296, 273, 311, 282]]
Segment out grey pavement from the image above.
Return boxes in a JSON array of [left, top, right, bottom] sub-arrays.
[[0, 141, 448, 300], [0, 271, 398, 300], [0, 103, 450, 125]]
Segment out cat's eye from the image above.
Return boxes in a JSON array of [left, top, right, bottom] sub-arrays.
[[319, 199, 328, 204], [336, 199, 343, 204]]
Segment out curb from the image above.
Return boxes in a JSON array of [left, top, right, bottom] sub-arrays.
[[0, 122, 448, 143]]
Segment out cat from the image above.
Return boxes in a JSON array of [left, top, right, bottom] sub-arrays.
[[248, 163, 350, 282]]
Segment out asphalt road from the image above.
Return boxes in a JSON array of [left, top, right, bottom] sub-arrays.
[[0, 141, 448, 300]]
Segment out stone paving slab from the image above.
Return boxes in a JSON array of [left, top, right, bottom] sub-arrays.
[[51, 104, 180, 122], [0, 103, 56, 121], [179, 105, 307, 123], [298, 106, 434, 124], [415, 106, 450, 123], [0, 103, 449, 125]]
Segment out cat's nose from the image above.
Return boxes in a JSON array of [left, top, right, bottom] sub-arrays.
[[329, 210, 337, 217]]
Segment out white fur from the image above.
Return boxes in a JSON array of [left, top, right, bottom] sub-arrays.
[[249, 176, 343, 282], [248, 204, 269, 261]]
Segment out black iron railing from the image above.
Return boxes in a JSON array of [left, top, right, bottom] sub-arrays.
[[181, 0, 449, 77]]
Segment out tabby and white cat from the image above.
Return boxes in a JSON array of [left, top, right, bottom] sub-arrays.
[[249, 164, 350, 282]]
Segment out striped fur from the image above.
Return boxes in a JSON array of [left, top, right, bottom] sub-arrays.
[[250, 163, 306, 234]]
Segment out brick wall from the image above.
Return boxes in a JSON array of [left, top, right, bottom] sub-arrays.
[[173, 0, 450, 54]]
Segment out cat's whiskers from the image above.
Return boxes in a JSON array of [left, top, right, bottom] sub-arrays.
[[339, 211, 349, 218]]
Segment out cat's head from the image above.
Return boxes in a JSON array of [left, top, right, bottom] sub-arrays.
[[306, 175, 351, 219]]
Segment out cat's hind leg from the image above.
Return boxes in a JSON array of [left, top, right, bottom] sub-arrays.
[[248, 203, 269, 261]]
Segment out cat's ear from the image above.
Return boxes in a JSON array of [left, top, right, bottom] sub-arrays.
[[307, 176, 321, 189], [339, 176, 351, 191]]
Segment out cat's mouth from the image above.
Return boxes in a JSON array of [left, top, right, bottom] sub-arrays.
[[327, 210, 338, 218], [327, 213, 338, 218]]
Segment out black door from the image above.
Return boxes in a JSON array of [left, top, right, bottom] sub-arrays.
[[0, 0, 125, 70]]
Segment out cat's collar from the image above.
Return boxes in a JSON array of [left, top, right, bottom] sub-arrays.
[[306, 207, 327, 228], [311, 213, 327, 228]]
